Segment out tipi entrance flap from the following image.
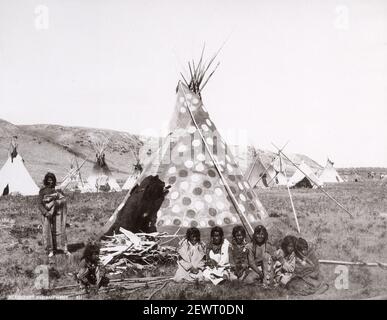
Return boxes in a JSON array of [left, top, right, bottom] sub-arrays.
[[288, 161, 323, 188]]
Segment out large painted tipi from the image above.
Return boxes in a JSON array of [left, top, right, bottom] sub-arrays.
[[318, 159, 344, 183], [105, 58, 267, 238], [0, 141, 39, 196]]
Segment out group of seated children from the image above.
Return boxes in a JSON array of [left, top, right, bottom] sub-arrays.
[[173, 225, 326, 295], [75, 225, 325, 296]]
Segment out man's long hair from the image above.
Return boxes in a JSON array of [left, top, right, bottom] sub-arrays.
[[43, 172, 57, 187]]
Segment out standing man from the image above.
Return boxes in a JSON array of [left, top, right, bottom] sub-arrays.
[[38, 172, 70, 257]]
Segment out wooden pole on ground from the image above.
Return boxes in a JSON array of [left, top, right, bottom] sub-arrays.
[[147, 280, 170, 300], [319, 259, 387, 268]]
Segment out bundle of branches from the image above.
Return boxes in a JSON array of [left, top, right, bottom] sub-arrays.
[[180, 45, 220, 98], [100, 228, 178, 275]]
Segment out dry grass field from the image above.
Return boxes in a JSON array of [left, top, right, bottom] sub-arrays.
[[1, 180, 386, 300]]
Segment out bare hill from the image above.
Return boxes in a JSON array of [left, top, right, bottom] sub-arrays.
[[1, 118, 324, 186], [0, 120, 144, 186]]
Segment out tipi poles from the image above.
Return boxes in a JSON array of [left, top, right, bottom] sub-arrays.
[[287, 184, 301, 233], [75, 157, 85, 188], [245, 154, 260, 183], [250, 141, 289, 188], [272, 143, 353, 218], [180, 84, 255, 237], [62, 158, 87, 191], [279, 151, 300, 233], [265, 171, 280, 187]]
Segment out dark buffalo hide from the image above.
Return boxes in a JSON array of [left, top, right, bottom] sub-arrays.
[[105, 175, 170, 235]]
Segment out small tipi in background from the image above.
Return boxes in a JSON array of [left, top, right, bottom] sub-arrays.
[[245, 152, 287, 188], [105, 54, 267, 239], [287, 161, 323, 188], [0, 139, 39, 196], [84, 138, 121, 192], [245, 154, 274, 188], [318, 159, 344, 183], [58, 156, 86, 192]]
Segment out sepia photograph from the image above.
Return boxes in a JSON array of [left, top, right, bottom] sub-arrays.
[[0, 0, 386, 308]]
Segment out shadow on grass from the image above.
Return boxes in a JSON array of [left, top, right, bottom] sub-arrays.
[[67, 242, 85, 253]]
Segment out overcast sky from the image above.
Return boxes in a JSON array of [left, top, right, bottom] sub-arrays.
[[0, 0, 386, 167]]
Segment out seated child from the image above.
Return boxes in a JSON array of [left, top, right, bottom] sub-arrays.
[[286, 237, 327, 295], [203, 226, 231, 285], [273, 235, 297, 286], [76, 241, 109, 294], [173, 227, 206, 282], [245, 225, 273, 287], [229, 225, 249, 280]]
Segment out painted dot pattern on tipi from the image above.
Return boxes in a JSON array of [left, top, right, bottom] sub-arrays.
[[142, 83, 267, 230]]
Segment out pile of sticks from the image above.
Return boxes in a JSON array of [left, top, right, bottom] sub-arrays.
[[100, 227, 178, 274], [53, 276, 172, 299]]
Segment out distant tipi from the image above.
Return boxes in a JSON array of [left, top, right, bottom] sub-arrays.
[[84, 139, 121, 192], [318, 159, 344, 183], [0, 140, 39, 196], [245, 153, 287, 188], [287, 161, 323, 188], [245, 155, 272, 188], [105, 57, 267, 238], [58, 157, 86, 192]]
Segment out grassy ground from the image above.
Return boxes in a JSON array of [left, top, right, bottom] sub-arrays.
[[0, 181, 386, 300]]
